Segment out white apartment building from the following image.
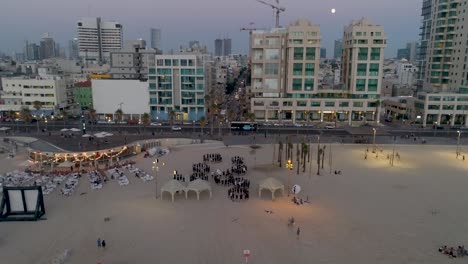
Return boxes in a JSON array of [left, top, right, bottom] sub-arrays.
[[396, 59, 417, 87], [77, 17, 123, 63], [250, 18, 387, 124], [148, 54, 207, 121], [109, 40, 160, 80], [0, 75, 71, 114]]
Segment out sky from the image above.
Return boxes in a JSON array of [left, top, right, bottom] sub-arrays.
[[0, 0, 422, 58]]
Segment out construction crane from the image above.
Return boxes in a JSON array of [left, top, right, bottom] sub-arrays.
[[255, 0, 286, 28]]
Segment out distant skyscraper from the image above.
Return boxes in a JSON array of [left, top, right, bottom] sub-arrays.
[[223, 38, 232, 56], [39, 33, 56, 60], [24, 41, 40, 61], [150, 28, 161, 50], [215, 39, 223, 56], [320, 48, 326, 59], [333, 39, 342, 59], [77, 17, 123, 63], [406, 42, 418, 63], [397, 48, 409, 60], [68, 39, 79, 60]]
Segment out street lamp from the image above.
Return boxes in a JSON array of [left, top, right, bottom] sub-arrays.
[[286, 159, 293, 196], [456, 130, 461, 157], [372, 128, 377, 152], [152, 158, 165, 199]]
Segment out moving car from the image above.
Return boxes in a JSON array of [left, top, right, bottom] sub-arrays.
[[150, 122, 162, 126], [171, 126, 182, 131]]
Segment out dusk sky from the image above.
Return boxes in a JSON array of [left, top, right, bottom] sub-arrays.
[[1, 0, 421, 57]]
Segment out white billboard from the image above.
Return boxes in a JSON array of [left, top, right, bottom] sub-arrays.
[[92, 79, 150, 115]]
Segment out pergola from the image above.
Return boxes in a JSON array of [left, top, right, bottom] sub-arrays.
[[258, 177, 285, 200], [160, 180, 186, 202], [185, 179, 212, 200]]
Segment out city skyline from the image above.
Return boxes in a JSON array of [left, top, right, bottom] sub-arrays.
[[1, 0, 420, 57]]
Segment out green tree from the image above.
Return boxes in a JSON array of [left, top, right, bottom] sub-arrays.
[[142, 112, 151, 133], [199, 116, 207, 135], [20, 107, 31, 132], [115, 108, 123, 123], [168, 110, 176, 126], [32, 101, 42, 112]]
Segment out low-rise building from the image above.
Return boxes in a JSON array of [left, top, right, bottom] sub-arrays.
[[0, 75, 72, 115], [73, 80, 93, 110], [414, 92, 468, 127]]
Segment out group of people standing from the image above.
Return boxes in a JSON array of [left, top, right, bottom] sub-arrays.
[[439, 245, 468, 258], [231, 157, 247, 175], [190, 162, 210, 181], [203, 153, 222, 163]]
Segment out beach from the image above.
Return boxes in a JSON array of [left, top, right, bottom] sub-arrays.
[[0, 141, 467, 264]]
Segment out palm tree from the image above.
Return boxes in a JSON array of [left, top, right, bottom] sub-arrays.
[[245, 112, 256, 122], [115, 108, 123, 124], [60, 109, 68, 128], [374, 100, 381, 122], [199, 116, 207, 135], [168, 110, 176, 126], [32, 101, 41, 133], [142, 112, 151, 133]]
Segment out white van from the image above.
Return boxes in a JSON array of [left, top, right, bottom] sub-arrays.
[[324, 122, 336, 129]]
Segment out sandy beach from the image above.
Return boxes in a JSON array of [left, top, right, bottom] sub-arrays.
[[0, 140, 467, 264]]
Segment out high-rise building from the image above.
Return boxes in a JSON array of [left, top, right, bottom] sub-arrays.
[[214, 39, 223, 56], [39, 33, 56, 60], [214, 38, 231, 56], [223, 38, 232, 56], [416, 0, 432, 87], [68, 39, 79, 60], [24, 41, 40, 61], [341, 18, 386, 121], [77, 17, 123, 63], [150, 28, 161, 51], [250, 19, 386, 124], [406, 42, 418, 63], [423, 0, 458, 92], [320, 48, 326, 59], [397, 48, 409, 60], [148, 54, 207, 121], [333, 39, 342, 60]]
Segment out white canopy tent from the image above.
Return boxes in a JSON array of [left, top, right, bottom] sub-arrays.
[[185, 179, 212, 200], [69, 128, 80, 132], [60, 128, 69, 132], [258, 177, 284, 200], [161, 180, 186, 202], [0, 127, 11, 131]]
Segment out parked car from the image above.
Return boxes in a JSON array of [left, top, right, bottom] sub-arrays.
[[150, 122, 162, 126], [171, 125, 182, 131]]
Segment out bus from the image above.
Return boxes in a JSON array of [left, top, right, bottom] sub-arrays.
[[230, 121, 258, 132]]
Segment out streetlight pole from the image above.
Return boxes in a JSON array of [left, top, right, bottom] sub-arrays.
[[316, 135, 321, 175], [456, 130, 461, 157], [372, 128, 376, 152], [286, 159, 293, 196], [152, 158, 165, 199]]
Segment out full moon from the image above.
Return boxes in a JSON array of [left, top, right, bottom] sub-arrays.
[[331, 8, 336, 14]]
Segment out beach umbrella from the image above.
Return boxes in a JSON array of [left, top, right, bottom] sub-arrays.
[[69, 128, 80, 132], [103, 132, 113, 136], [60, 128, 69, 132], [0, 127, 11, 131], [82, 134, 92, 138]]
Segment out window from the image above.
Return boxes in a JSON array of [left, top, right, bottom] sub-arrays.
[[293, 63, 303, 75], [265, 79, 278, 90], [371, 48, 381, 60], [311, 101, 321, 107], [369, 64, 379, 76], [254, 38, 263, 45], [172, 60, 179, 66], [292, 78, 302, 91], [297, 101, 307, 107], [266, 37, 280, 46], [304, 78, 314, 90], [339, 102, 349, 107], [368, 79, 378, 91], [356, 79, 366, 91], [164, 59, 171, 66], [357, 63, 367, 76], [265, 49, 280, 60], [157, 60, 164, 66], [157, 68, 172, 74], [325, 102, 335, 107], [181, 69, 195, 75], [291, 39, 303, 44], [428, 104, 440, 110], [294, 47, 304, 60], [253, 64, 263, 75], [358, 48, 368, 60], [305, 63, 314, 76], [306, 48, 315, 60], [353, 101, 364, 107], [375, 32, 382, 36], [181, 60, 188, 66], [265, 63, 279, 75]]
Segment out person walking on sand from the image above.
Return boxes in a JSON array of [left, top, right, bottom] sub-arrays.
[[296, 227, 301, 239], [101, 240, 106, 249], [97, 238, 101, 248]]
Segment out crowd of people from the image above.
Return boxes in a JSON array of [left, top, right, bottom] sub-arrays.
[[228, 185, 249, 201], [231, 156, 247, 175], [173, 171, 186, 182], [439, 245, 468, 258], [203, 153, 222, 163], [191, 163, 210, 181]]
